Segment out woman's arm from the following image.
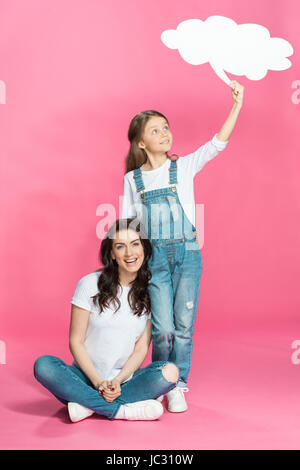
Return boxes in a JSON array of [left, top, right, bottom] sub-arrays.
[[216, 80, 244, 142], [69, 304, 105, 389], [115, 319, 152, 384]]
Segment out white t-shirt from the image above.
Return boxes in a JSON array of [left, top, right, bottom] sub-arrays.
[[121, 133, 228, 227], [70, 271, 151, 383]]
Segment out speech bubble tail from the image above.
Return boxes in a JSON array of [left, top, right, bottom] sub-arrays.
[[209, 62, 231, 86]]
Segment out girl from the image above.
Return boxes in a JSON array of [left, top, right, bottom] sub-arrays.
[[121, 80, 244, 412], [33, 218, 179, 422]]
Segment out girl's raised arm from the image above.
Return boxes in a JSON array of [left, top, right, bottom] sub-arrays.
[[181, 80, 244, 177], [181, 134, 228, 177], [217, 80, 244, 142]]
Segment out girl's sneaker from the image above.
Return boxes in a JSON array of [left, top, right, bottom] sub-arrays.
[[166, 387, 189, 412], [114, 400, 164, 421], [68, 402, 95, 422]]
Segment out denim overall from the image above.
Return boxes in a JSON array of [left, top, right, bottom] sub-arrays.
[[133, 160, 203, 388]]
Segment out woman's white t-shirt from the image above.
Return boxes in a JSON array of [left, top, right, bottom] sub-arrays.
[[70, 271, 151, 383], [121, 133, 228, 227]]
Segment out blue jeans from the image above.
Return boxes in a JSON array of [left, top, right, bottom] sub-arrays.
[[148, 241, 203, 388], [33, 355, 177, 419]]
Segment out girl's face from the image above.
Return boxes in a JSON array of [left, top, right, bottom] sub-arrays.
[[138, 116, 173, 155], [111, 229, 145, 275]]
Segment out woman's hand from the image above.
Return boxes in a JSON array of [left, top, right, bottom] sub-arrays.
[[98, 378, 122, 403], [229, 80, 244, 108]]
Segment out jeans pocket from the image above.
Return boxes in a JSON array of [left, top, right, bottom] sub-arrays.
[[186, 246, 203, 274], [185, 243, 201, 255]]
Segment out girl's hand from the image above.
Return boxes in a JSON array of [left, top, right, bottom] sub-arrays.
[[99, 378, 122, 403], [229, 80, 244, 108]]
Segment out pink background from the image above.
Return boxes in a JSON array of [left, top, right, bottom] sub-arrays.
[[0, 0, 300, 450]]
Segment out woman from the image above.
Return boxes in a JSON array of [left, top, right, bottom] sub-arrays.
[[33, 218, 179, 422]]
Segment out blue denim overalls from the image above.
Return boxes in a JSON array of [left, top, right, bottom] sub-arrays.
[[133, 159, 203, 388]]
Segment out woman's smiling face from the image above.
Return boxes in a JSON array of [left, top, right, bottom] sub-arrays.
[[111, 229, 145, 275], [138, 116, 173, 154]]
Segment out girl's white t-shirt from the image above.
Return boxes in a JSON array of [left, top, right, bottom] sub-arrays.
[[121, 134, 228, 226], [70, 271, 151, 383]]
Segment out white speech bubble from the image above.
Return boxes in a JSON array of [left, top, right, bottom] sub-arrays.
[[161, 16, 293, 85]]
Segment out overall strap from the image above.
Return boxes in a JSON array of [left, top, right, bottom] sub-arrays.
[[133, 167, 145, 192], [133, 159, 178, 193], [169, 159, 178, 184]]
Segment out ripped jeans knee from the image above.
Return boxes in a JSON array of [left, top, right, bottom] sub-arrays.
[[161, 362, 179, 383]]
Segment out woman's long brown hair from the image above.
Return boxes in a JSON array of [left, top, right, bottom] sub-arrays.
[[125, 110, 178, 173], [91, 218, 152, 317]]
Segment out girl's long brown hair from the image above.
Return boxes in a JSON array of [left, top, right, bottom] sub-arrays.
[[91, 218, 152, 317], [125, 110, 178, 173]]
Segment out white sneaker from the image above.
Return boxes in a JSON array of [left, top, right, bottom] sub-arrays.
[[115, 400, 164, 421], [166, 387, 189, 412], [68, 402, 95, 423], [156, 395, 164, 403]]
